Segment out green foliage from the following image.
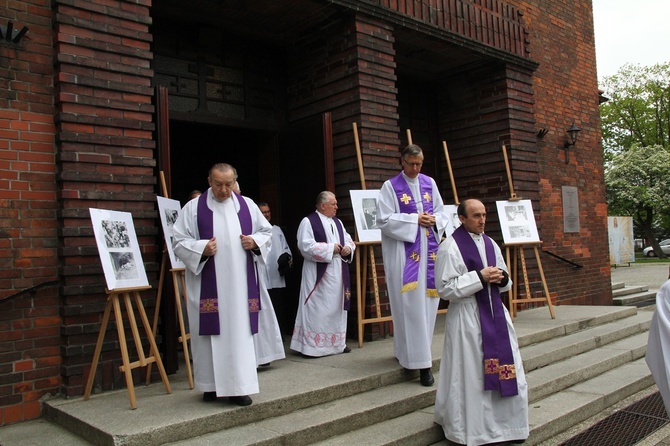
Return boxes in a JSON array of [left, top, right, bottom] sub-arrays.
[[605, 144, 670, 249], [600, 62, 670, 162]]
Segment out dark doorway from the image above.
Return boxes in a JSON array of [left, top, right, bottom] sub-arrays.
[[169, 121, 276, 206]]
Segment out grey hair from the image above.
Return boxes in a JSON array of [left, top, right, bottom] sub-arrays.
[[401, 144, 423, 160], [208, 163, 237, 179], [316, 191, 335, 207]]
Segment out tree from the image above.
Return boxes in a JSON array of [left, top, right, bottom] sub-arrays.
[[605, 145, 670, 257], [600, 62, 670, 162]]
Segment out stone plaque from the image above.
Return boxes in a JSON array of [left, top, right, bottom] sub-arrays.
[[562, 186, 580, 233]]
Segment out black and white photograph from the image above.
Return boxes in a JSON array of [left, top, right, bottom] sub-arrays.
[[350, 189, 382, 242], [90, 208, 149, 290], [157, 196, 186, 269], [495, 199, 540, 244]]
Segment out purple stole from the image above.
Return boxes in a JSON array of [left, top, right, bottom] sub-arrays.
[[389, 173, 438, 297], [452, 225, 519, 397], [305, 212, 351, 311], [197, 191, 260, 336]]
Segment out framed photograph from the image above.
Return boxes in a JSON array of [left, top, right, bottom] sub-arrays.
[[495, 199, 541, 244], [89, 208, 149, 290], [157, 196, 186, 269], [350, 189, 381, 243]]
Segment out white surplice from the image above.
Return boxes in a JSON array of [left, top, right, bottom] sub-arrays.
[[253, 225, 288, 365], [646, 279, 670, 415], [376, 173, 448, 369], [172, 190, 271, 397], [290, 212, 355, 357], [434, 232, 529, 446], [263, 225, 292, 290]]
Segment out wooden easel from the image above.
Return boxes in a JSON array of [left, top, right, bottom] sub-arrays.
[[353, 123, 393, 347], [501, 145, 555, 319], [84, 286, 172, 409], [145, 172, 194, 389]]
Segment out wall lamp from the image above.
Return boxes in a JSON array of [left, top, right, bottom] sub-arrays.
[[563, 123, 581, 163]]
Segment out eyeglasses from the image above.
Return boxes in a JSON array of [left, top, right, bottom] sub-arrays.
[[402, 159, 423, 168]]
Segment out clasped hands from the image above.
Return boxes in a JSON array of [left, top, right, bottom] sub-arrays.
[[334, 243, 351, 258], [203, 235, 258, 257], [418, 212, 435, 228], [480, 266, 505, 284]]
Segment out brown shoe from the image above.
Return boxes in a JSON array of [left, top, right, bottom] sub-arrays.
[[343, 346, 351, 353]]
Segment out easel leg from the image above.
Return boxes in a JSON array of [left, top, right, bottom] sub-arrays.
[[357, 249, 363, 348], [146, 253, 167, 385], [173, 272, 193, 389], [533, 245, 556, 319], [112, 294, 137, 410], [84, 297, 113, 401], [134, 291, 172, 394]]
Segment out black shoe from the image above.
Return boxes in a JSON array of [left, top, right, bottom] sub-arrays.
[[258, 363, 271, 367], [228, 395, 253, 406], [420, 368, 434, 387], [343, 346, 351, 353], [203, 391, 217, 402]]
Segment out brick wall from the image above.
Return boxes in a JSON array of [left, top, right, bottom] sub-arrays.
[[286, 14, 401, 340], [0, 0, 60, 425], [53, 0, 159, 397], [508, 0, 610, 305]]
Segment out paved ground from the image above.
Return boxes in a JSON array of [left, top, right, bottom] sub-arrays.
[[611, 262, 669, 290]]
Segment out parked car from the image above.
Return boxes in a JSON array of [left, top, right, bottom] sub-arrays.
[[643, 239, 670, 257]]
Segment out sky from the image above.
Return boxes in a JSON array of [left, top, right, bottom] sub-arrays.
[[592, 0, 670, 79]]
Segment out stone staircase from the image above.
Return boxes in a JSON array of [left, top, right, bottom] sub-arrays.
[[612, 281, 657, 307], [28, 303, 658, 446]]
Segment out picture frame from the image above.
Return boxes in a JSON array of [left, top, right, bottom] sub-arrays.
[[349, 189, 381, 243], [495, 199, 541, 244], [157, 196, 186, 269], [89, 208, 149, 290]]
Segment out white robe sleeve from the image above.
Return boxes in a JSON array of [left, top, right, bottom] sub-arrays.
[[338, 219, 356, 264], [435, 235, 512, 301], [172, 197, 210, 275], [242, 196, 273, 264], [376, 180, 419, 243], [297, 216, 335, 263]]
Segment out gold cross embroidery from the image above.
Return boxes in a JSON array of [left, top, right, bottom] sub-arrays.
[[345, 289, 351, 299], [410, 251, 420, 262], [430, 251, 437, 261], [485, 358, 500, 374], [423, 191, 431, 202], [400, 193, 412, 205]]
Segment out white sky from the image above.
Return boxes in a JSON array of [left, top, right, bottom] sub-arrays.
[[592, 0, 670, 79]]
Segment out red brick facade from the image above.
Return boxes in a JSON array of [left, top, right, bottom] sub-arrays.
[[0, 0, 610, 424]]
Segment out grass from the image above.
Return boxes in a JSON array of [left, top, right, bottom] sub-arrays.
[[635, 253, 670, 263]]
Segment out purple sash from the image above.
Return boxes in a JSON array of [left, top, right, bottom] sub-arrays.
[[306, 212, 351, 311], [197, 192, 260, 336], [452, 225, 518, 397], [389, 173, 438, 297]]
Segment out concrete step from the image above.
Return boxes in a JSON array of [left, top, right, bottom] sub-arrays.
[[15, 306, 649, 446], [613, 290, 657, 306], [310, 308, 655, 446], [612, 281, 626, 291], [166, 380, 437, 446], [613, 284, 649, 297]]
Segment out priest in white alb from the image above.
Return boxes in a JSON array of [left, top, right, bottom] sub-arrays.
[[172, 163, 272, 407], [376, 144, 449, 386], [290, 191, 355, 357], [434, 198, 528, 445], [646, 269, 670, 416]]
